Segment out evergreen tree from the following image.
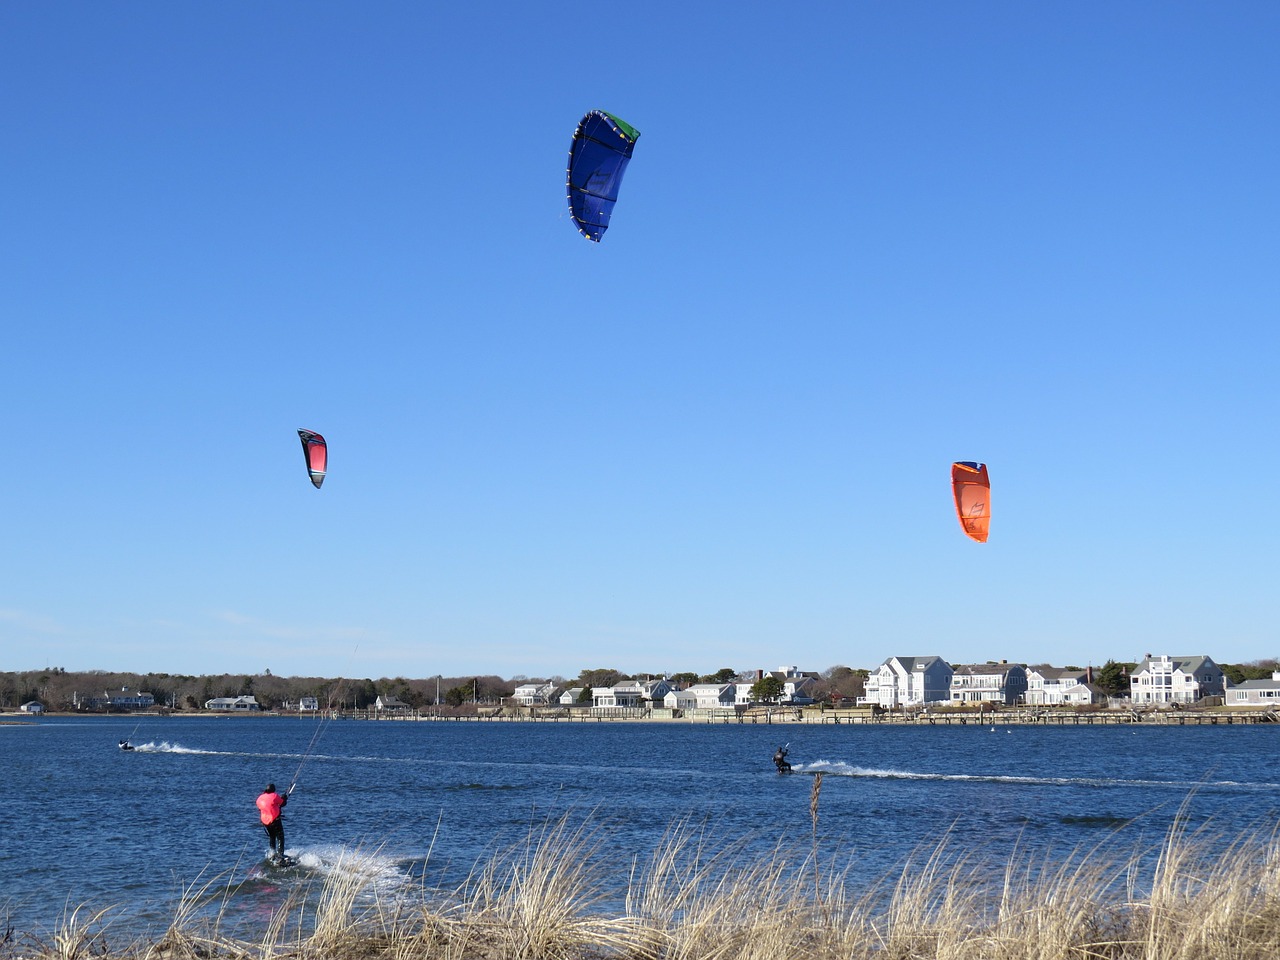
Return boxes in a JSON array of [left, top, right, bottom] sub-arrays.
[[1094, 660, 1133, 698], [749, 675, 785, 702]]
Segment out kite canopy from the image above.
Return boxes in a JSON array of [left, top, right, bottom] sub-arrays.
[[566, 110, 640, 241], [298, 429, 327, 489], [951, 461, 990, 542]]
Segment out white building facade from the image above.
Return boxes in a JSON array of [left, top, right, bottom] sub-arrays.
[[1130, 655, 1226, 705], [949, 663, 1028, 705], [862, 656, 953, 708]]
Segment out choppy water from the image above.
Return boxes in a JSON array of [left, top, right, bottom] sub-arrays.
[[2, 716, 1278, 940]]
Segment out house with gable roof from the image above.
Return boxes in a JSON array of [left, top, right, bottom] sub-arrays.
[[680, 683, 737, 711], [512, 682, 558, 705], [1130, 655, 1225, 704], [663, 688, 699, 711], [949, 662, 1028, 705], [592, 678, 672, 710], [639, 678, 673, 704], [592, 680, 643, 709], [82, 687, 157, 711], [1229, 672, 1280, 707], [862, 656, 953, 707], [559, 687, 586, 706], [1025, 666, 1105, 705], [205, 695, 260, 712]]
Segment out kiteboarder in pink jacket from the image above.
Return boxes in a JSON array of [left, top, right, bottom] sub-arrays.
[[256, 783, 289, 863]]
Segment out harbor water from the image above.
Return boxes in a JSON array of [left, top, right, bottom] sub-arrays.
[[3, 715, 1279, 941]]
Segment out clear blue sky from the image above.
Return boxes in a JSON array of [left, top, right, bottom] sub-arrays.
[[2, 2, 1277, 679]]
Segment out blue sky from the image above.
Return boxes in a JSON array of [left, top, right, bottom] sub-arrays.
[[2, 2, 1277, 679]]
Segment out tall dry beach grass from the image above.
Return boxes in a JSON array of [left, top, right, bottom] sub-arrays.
[[12, 799, 1280, 960]]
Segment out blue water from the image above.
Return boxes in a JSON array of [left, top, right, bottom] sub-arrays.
[[3, 716, 1279, 940]]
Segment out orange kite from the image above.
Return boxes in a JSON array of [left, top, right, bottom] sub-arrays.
[[951, 461, 990, 542]]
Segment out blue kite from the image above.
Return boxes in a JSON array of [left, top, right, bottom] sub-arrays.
[[566, 110, 640, 242]]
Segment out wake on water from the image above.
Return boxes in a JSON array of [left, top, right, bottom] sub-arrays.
[[234, 844, 413, 899], [129, 742, 1278, 795], [791, 759, 1280, 793], [132, 740, 220, 754], [130, 740, 316, 760]]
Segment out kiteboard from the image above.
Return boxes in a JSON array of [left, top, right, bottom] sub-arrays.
[[266, 854, 298, 869]]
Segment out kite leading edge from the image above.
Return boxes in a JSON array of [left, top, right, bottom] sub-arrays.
[[298, 429, 327, 489]]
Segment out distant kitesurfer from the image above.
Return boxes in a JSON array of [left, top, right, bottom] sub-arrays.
[[118, 739, 133, 751], [256, 783, 289, 863], [773, 746, 791, 774]]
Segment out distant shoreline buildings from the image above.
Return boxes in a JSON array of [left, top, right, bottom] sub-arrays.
[[13, 654, 1280, 717]]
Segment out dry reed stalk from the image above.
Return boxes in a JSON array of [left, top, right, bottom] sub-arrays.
[[1133, 824, 1280, 960], [254, 881, 308, 960], [810, 772, 824, 909], [865, 832, 992, 960], [304, 845, 428, 959], [634, 836, 816, 960], [32, 811, 1280, 960], [623, 820, 717, 958], [307, 856, 376, 953], [461, 813, 630, 960], [980, 843, 1131, 960], [142, 867, 237, 960], [42, 903, 118, 960]]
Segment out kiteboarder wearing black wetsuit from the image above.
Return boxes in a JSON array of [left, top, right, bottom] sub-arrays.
[[773, 746, 791, 773]]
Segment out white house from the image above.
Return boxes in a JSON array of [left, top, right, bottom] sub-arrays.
[[682, 683, 737, 710], [1025, 666, 1105, 705], [512, 682, 558, 705], [639, 678, 672, 703], [949, 663, 1028, 705], [1130, 655, 1226, 705], [205, 695, 260, 711], [593, 680, 643, 709], [19, 701, 44, 714], [1229, 672, 1280, 707], [559, 687, 586, 706], [779, 675, 816, 703], [375, 695, 410, 712], [111, 688, 155, 710], [862, 656, 953, 707], [663, 688, 700, 711], [593, 679, 672, 710], [83, 687, 156, 711]]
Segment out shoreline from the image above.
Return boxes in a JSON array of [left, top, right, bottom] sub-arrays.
[[10, 706, 1279, 726]]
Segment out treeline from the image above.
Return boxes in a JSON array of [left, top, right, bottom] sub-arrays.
[[0, 664, 873, 712], [0, 668, 512, 712], [7, 660, 1268, 713]]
